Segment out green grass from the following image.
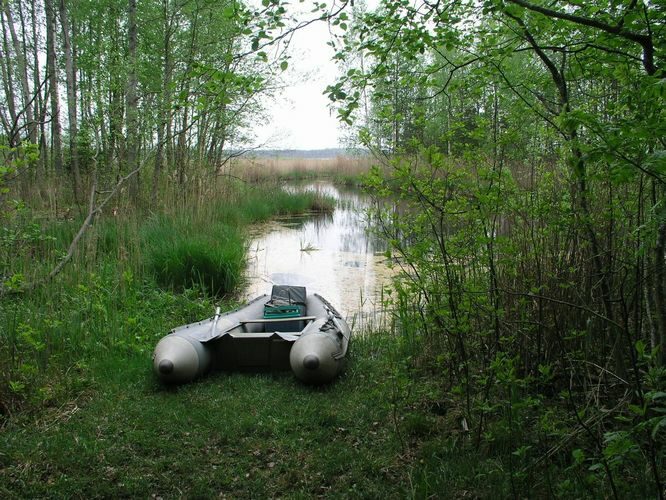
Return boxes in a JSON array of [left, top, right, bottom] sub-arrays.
[[0, 182, 335, 415], [221, 186, 336, 222], [267, 169, 366, 187], [139, 185, 334, 297], [5, 177, 647, 498], [3, 326, 648, 498], [0, 319, 562, 499], [142, 216, 246, 296], [0, 334, 465, 499]]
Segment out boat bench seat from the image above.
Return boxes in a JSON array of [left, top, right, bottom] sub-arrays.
[[237, 316, 314, 333]]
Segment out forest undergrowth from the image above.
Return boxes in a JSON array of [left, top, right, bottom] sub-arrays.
[[2, 0, 663, 496], [0, 158, 663, 498], [360, 150, 666, 498]]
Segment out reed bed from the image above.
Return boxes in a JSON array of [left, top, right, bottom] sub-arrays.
[[228, 155, 373, 185], [0, 177, 335, 416]]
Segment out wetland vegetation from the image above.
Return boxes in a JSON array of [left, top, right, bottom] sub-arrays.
[[1, 0, 665, 498]]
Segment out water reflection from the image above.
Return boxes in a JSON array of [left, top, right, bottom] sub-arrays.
[[243, 181, 395, 328]]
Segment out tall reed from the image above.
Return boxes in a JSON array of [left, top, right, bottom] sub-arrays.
[[227, 155, 373, 185], [0, 176, 335, 416]]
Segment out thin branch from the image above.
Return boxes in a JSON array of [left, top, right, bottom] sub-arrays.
[[506, 0, 658, 75], [505, 290, 627, 333], [1, 153, 152, 296], [234, 1, 350, 62]]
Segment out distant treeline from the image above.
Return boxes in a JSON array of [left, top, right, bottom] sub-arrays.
[[249, 148, 369, 160]]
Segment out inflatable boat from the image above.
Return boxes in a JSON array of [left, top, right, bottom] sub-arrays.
[[152, 286, 351, 384]]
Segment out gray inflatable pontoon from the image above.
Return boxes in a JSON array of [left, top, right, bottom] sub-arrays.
[[152, 286, 351, 384]]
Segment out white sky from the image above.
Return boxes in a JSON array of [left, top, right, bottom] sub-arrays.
[[251, 1, 381, 150], [252, 18, 343, 150]]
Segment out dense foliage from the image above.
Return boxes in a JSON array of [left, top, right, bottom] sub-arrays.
[[1, 0, 665, 497], [0, 0, 292, 207], [328, 0, 665, 496]]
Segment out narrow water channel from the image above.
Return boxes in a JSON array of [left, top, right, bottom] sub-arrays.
[[243, 181, 395, 329]]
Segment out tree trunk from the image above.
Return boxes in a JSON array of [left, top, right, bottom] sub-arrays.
[[3, 1, 36, 143], [45, 0, 63, 173], [152, 0, 173, 207], [176, 99, 188, 186], [30, 0, 47, 171], [59, 0, 82, 201], [126, 0, 139, 204], [175, 8, 199, 187], [653, 184, 666, 365], [19, 0, 40, 147], [0, 9, 19, 145]]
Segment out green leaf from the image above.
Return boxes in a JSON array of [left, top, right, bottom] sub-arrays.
[[503, 3, 523, 17], [9, 380, 25, 394], [628, 404, 646, 416], [280, 61, 288, 71], [651, 417, 666, 439]]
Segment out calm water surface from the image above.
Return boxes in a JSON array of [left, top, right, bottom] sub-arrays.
[[243, 181, 395, 327]]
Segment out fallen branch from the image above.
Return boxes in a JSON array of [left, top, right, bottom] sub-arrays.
[[1, 154, 151, 296]]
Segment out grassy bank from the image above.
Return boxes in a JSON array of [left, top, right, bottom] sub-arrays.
[[0, 172, 525, 499], [3, 327, 637, 499], [0, 180, 335, 417], [0, 330, 522, 499], [1, 335, 392, 498], [5, 167, 659, 497]]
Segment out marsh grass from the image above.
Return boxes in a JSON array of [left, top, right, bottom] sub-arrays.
[[299, 240, 318, 252], [1, 168, 634, 498], [0, 180, 335, 417], [138, 185, 335, 296], [229, 155, 373, 185], [2, 170, 514, 498], [142, 216, 245, 296]]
